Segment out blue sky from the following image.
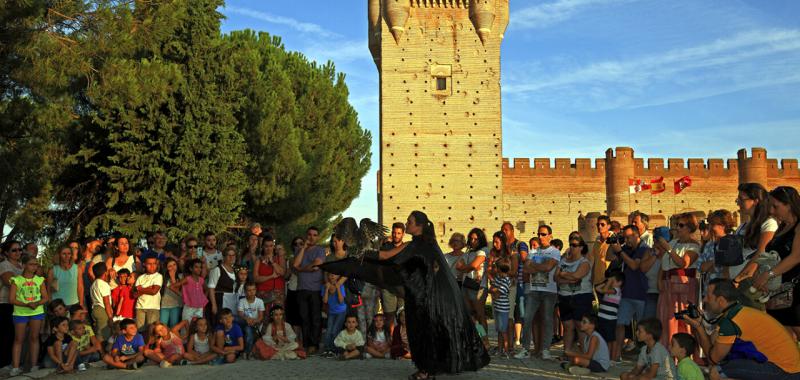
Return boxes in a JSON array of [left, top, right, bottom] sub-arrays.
[[219, 0, 800, 221]]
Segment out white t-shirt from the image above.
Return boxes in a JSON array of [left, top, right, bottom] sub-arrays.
[[237, 297, 265, 320], [460, 247, 488, 281], [200, 248, 222, 270], [90, 279, 111, 308], [0, 260, 23, 303], [662, 240, 700, 271], [731, 218, 779, 277], [134, 272, 163, 309], [528, 246, 561, 293]]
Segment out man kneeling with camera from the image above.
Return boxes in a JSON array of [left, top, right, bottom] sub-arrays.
[[680, 279, 800, 380]]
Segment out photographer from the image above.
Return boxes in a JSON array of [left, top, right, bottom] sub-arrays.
[[681, 279, 800, 380], [606, 225, 649, 362]]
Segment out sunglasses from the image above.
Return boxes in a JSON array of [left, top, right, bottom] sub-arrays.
[[9, 248, 22, 252], [570, 243, 582, 248], [538, 232, 549, 237], [678, 223, 687, 228], [596, 223, 607, 227]]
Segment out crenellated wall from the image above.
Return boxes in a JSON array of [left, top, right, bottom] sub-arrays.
[[500, 147, 800, 242]]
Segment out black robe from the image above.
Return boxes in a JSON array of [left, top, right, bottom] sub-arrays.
[[320, 235, 490, 375]]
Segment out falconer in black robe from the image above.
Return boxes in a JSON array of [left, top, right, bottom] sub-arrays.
[[319, 211, 489, 379]]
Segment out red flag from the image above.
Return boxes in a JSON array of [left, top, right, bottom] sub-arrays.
[[650, 176, 666, 194], [629, 178, 651, 193], [674, 176, 692, 194]]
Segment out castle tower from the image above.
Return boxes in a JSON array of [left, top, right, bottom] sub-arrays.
[[737, 147, 769, 187], [605, 147, 635, 216], [371, 0, 510, 242]]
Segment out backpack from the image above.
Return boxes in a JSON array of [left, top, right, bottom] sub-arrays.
[[714, 235, 745, 267]]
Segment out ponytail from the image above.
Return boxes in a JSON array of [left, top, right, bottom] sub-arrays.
[[410, 210, 438, 244]]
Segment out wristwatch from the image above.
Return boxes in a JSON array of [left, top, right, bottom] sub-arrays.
[[768, 270, 777, 278]]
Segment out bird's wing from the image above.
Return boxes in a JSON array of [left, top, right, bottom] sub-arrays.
[[359, 218, 388, 251], [334, 217, 359, 248]]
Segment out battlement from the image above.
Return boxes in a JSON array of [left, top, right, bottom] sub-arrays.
[[502, 157, 606, 177], [503, 148, 799, 180], [411, 0, 470, 8]]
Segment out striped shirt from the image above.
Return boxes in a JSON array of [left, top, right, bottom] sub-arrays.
[[491, 276, 512, 313], [598, 286, 621, 320]]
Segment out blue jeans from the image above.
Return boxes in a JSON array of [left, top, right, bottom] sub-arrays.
[[719, 359, 800, 380], [324, 312, 346, 352], [234, 316, 257, 354], [521, 291, 557, 350], [644, 293, 659, 319], [77, 352, 100, 365], [160, 307, 182, 327]]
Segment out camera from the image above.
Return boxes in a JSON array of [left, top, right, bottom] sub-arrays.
[[606, 234, 626, 245], [674, 303, 699, 320]]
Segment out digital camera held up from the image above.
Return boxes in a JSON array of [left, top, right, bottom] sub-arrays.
[[674, 302, 699, 320], [606, 234, 626, 245]]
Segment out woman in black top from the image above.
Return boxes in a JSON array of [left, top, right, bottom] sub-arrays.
[[755, 186, 800, 333]]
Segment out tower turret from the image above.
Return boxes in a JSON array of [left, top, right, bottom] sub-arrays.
[[383, 0, 410, 44], [737, 147, 769, 187], [605, 147, 635, 215]]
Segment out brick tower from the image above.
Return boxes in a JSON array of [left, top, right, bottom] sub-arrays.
[[370, 0, 510, 243]]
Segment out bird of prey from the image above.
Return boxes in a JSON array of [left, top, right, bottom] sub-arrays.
[[333, 217, 388, 259]]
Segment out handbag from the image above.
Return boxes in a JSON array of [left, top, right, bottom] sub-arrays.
[[461, 277, 481, 291], [765, 275, 799, 310]]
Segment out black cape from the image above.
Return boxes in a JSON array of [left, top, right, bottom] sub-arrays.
[[320, 235, 490, 375]]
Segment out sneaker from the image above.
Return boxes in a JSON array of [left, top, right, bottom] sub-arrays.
[[131, 362, 139, 369], [541, 350, 552, 360], [568, 366, 591, 375], [364, 353, 372, 359], [551, 335, 563, 345], [9, 368, 23, 376], [29, 366, 40, 372], [160, 360, 172, 368], [513, 349, 529, 359], [180, 359, 189, 366], [78, 363, 87, 372]]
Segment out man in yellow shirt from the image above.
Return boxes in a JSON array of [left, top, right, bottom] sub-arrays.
[[682, 279, 800, 380]]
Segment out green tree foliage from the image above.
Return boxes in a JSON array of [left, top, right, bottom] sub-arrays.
[[224, 31, 371, 240], [2, 1, 371, 243]]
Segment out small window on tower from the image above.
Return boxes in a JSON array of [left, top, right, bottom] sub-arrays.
[[436, 77, 447, 91]]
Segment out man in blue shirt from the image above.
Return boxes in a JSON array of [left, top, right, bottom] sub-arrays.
[[607, 224, 649, 362]]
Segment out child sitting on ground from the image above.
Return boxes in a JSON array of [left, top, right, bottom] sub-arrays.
[[669, 333, 703, 380], [144, 320, 189, 368], [620, 318, 675, 380], [212, 308, 244, 364], [184, 317, 217, 364], [69, 318, 102, 371], [391, 308, 411, 359], [365, 313, 391, 359], [237, 282, 264, 359], [262, 305, 299, 360], [334, 315, 365, 360], [562, 314, 610, 375], [111, 268, 135, 321], [102, 318, 145, 369], [43, 316, 77, 373]]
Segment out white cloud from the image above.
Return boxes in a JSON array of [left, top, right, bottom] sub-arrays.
[[510, 0, 637, 30], [504, 29, 800, 110], [224, 5, 339, 38], [302, 39, 372, 65]]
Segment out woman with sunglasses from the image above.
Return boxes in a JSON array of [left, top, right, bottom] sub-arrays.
[[655, 213, 700, 346], [0, 241, 25, 368], [754, 186, 800, 336], [733, 183, 778, 278], [555, 233, 592, 352]]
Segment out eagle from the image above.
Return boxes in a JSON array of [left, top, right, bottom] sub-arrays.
[[333, 217, 388, 259]]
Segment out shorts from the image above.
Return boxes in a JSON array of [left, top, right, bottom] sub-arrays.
[[597, 318, 616, 343], [381, 289, 401, 314], [558, 293, 594, 321], [616, 298, 645, 326], [12, 313, 45, 324], [588, 359, 608, 372], [495, 311, 509, 332], [183, 306, 205, 321]]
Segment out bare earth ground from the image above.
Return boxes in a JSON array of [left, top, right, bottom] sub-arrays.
[[1, 321, 636, 380]]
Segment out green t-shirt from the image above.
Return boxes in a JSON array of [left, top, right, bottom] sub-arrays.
[[677, 357, 703, 380], [11, 275, 45, 316]]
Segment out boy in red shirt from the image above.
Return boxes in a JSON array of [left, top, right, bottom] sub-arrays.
[[111, 269, 136, 321]]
